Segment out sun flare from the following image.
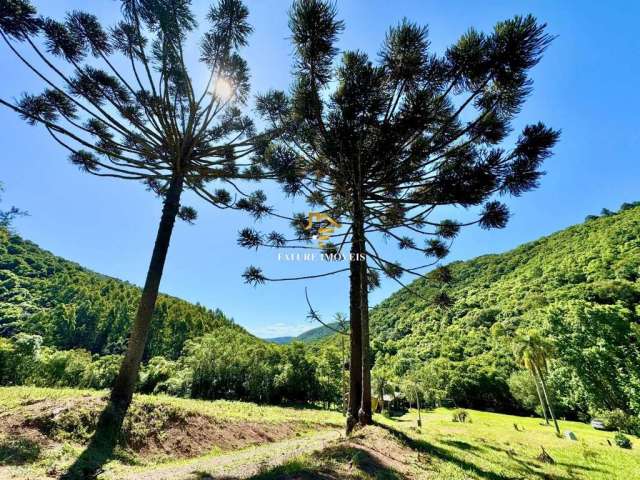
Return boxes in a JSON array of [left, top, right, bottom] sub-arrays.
[[211, 76, 234, 101]]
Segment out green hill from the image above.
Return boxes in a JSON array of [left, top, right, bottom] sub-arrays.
[[368, 204, 640, 418], [3, 204, 640, 418], [266, 336, 295, 344], [297, 322, 342, 342], [0, 228, 249, 360], [266, 322, 341, 344]]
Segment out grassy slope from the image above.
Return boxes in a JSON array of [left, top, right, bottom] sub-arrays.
[[0, 386, 343, 479], [0, 386, 344, 425], [256, 409, 640, 480], [380, 409, 640, 480], [2, 387, 638, 479]]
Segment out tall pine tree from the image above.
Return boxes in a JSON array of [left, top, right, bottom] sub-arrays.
[[241, 0, 559, 431], [0, 0, 271, 436]]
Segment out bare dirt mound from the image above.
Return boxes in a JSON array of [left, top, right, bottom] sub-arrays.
[[0, 395, 318, 462]]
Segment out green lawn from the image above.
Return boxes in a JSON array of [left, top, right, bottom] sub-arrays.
[[376, 408, 640, 480]]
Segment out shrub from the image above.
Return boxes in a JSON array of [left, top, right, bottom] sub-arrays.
[[37, 348, 92, 387], [508, 370, 539, 413], [10, 333, 42, 383], [452, 409, 470, 423], [614, 432, 632, 449], [138, 356, 179, 394], [595, 409, 640, 436], [0, 337, 17, 384], [81, 354, 122, 389]]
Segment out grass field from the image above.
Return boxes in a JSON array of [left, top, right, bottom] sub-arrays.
[[1, 387, 639, 479], [376, 408, 640, 480], [245, 409, 640, 480], [0, 386, 344, 425]]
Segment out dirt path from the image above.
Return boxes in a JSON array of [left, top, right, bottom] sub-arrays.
[[119, 429, 342, 480]]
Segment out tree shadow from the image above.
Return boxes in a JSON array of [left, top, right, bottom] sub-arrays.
[[482, 443, 606, 474], [440, 439, 481, 452], [60, 401, 125, 480], [193, 474, 240, 480], [0, 437, 41, 465], [375, 422, 574, 480], [241, 443, 406, 479]]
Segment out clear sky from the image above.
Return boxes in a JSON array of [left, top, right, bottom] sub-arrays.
[[1, 1, 639, 338]]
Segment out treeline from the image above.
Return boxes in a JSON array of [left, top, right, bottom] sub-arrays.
[[585, 201, 640, 222], [367, 203, 640, 422], [3, 205, 640, 421], [0, 331, 346, 407]]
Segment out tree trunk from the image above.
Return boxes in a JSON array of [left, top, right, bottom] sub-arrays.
[[536, 364, 560, 435], [110, 173, 184, 414], [359, 238, 372, 425], [416, 387, 422, 427], [341, 333, 348, 417], [531, 369, 549, 424], [346, 231, 363, 434]]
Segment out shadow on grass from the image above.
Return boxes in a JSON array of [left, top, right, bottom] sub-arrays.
[[193, 473, 238, 480], [0, 437, 41, 465], [242, 444, 405, 480], [483, 443, 606, 475], [440, 439, 481, 452], [375, 421, 574, 480], [60, 401, 125, 480]]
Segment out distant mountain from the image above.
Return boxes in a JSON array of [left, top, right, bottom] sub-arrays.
[[267, 336, 294, 344], [266, 322, 342, 344], [297, 322, 342, 342]]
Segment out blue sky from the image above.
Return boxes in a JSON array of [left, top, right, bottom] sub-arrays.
[[1, 1, 639, 338]]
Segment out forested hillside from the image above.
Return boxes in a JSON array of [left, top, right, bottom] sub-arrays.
[[369, 203, 640, 420], [3, 204, 640, 421], [0, 228, 243, 359], [0, 229, 345, 406]]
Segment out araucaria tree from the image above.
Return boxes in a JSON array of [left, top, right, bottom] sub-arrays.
[[241, 0, 559, 431], [0, 0, 270, 425]]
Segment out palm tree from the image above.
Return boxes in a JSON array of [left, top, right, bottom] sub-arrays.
[[372, 362, 394, 414], [403, 375, 423, 427], [513, 329, 560, 435]]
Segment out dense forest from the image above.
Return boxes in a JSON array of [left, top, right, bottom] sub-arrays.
[[0, 228, 346, 406], [2, 203, 640, 430], [367, 202, 640, 426]]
